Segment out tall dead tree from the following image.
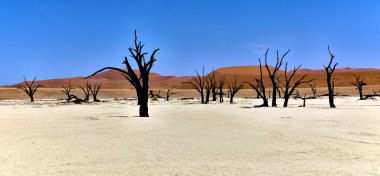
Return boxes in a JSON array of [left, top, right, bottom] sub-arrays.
[[79, 82, 91, 102], [228, 75, 244, 104], [218, 77, 225, 103], [309, 83, 317, 99], [351, 75, 366, 100], [18, 76, 42, 103], [61, 82, 74, 102], [245, 58, 268, 107], [184, 67, 205, 104], [280, 63, 313, 107], [324, 46, 338, 108], [264, 49, 289, 107], [166, 86, 176, 101], [86, 31, 159, 117], [89, 83, 102, 102]]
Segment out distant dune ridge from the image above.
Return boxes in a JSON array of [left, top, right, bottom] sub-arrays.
[[6, 66, 380, 89]]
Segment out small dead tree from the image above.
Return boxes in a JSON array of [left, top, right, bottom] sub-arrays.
[[280, 63, 313, 107], [86, 31, 159, 117], [184, 67, 205, 104], [79, 82, 91, 102], [18, 76, 42, 103], [300, 94, 309, 107], [69, 95, 84, 104], [149, 89, 162, 98], [218, 77, 225, 103], [324, 46, 338, 108], [309, 83, 317, 99], [166, 86, 176, 101], [89, 83, 102, 102], [245, 58, 268, 107], [61, 81, 74, 102], [228, 75, 244, 104], [264, 49, 289, 107], [351, 75, 366, 100]]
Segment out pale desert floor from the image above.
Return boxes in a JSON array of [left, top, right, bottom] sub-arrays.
[[0, 97, 380, 175]]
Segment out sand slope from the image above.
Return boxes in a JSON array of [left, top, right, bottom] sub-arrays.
[[0, 98, 379, 175], [5, 66, 380, 89]]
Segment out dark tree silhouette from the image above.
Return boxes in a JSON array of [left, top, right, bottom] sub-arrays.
[[276, 82, 284, 98], [61, 82, 74, 102], [300, 94, 310, 107], [228, 75, 244, 104], [217, 77, 225, 103], [149, 89, 163, 98], [86, 31, 159, 117], [166, 86, 176, 101], [79, 82, 91, 102], [264, 49, 289, 107], [18, 76, 42, 103], [89, 83, 102, 102], [184, 67, 205, 104], [245, 58, 268, 107], [69, 95, 84, 104], [280, 63, 313, 107], [208, 70, 217, 101], [351, 75, 366, 100], [309, 83, 317, 99], [205, 76, 212, 104], [324, 46, 338, 108]]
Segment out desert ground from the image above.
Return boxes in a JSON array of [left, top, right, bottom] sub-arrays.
[[0, 95, 379, 175]]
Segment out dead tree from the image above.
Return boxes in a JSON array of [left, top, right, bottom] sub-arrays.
[[245, 58, 268, 107], [264, 49, 289, 107], [351, 75, 366, 100], [205, 76, 212, 104], [61, 82, 74, 102], [89, 83, 102, 102], [280, 63, 313, 107], [300, 94, 309, 107], [218, 77, 225, 103], [166, 86, 176, 101], [208, 70, 217, 101], [323, 46, 338, 108], [79, 82, 91, 102], [86, 31, 159, 117], [149, 89, 162, 98], [309, 83, 317, 99], [228, 75, 243, 104], [18, 76, 42, 103], [69, 95, 84, 104], [184, 67, 205, 104]]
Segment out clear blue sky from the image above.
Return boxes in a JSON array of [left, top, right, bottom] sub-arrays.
[[1, 0, 380, 85]]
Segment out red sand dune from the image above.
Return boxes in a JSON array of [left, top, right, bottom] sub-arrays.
[[7, 66, 380, 89]]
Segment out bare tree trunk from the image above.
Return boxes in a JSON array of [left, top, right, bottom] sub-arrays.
[[185, 67, 206, 104], [166, 86, 176, 101], [351, 75, 366, 100], [18, 76, 42, 103], [139, 92, 149, 117], [245, 58, 269, 107], [264, 49, 289, 107], [309, 83, 317, 99], [228, 75, 244, 104], [324, 46, 338, 108], [86, 31, 159, 117], [280, 63, 313, 107]]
